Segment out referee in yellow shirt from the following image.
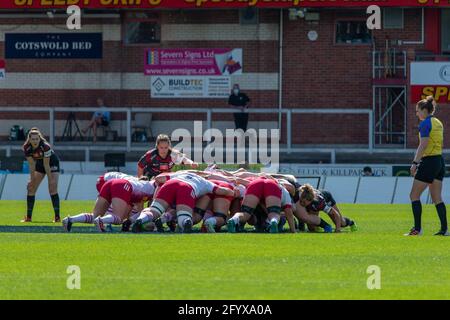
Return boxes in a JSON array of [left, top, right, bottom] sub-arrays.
[[408, 96, 448, 236]]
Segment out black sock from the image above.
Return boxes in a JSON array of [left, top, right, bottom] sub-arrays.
[[26, 195, 35, 219], [51, 193, 60, 218], [319, 218, 331, 229], [344, 217, 354, 227], [411, 200, 422, 231], [297, 221, 305, 232], [435, 202, 448, 232]]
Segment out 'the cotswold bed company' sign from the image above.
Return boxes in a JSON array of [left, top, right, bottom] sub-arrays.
[[5, 33, 103, 59]]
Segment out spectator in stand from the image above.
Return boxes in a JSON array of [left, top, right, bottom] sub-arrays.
[[363, 166, 375, 176], [82, 98, 111, 143], [228, 84, 250, 131]]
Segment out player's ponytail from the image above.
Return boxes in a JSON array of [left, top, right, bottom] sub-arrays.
[[417, 95, 436, 115], [299, 183, 315, 202]]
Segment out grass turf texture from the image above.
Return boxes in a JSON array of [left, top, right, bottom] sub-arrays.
[[0, 200, 448, 300]]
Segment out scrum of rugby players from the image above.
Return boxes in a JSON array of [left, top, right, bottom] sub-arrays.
[[61, 133, 357, 234], [62, 163, 358, 234]]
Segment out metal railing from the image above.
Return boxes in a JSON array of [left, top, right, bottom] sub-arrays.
[[0, 106, 375, 162], [372, 50, 407, 79]]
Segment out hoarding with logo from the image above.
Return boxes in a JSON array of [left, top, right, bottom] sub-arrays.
[[145, 48, 242, 76], [411, 62, 450, 104], [151, 76, 230, 98], [279, 164, 393, 177], [3, 0, 450, 9], [5, 33, 103, 59]]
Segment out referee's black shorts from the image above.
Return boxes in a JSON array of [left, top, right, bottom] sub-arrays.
[[415, 155, 445, 184]]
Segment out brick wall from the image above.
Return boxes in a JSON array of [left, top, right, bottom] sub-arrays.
[[0, 8, 445, 148]]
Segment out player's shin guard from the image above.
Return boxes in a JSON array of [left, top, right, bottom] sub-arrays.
[[435, 202, 448, 232], [26, 195, 35, 219], [411, 200, 422, 231], [50, 193, 60, 218]]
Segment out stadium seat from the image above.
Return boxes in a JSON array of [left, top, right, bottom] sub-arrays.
[[66, 174, 99, 200], [356, 177, 397, 204], [132, 113, 154, 141], [392, 177, 429, 204], [322, 176, 359, 204], [0, 174, 72, 200]]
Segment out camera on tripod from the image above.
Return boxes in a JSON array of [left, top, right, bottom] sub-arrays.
[[61, 105, 83, 141]]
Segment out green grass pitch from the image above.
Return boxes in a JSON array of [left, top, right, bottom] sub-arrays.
[[0, 200, 448, 300]]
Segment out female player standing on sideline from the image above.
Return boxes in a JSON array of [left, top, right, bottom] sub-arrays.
[[137, 134, 198, 179], [22, 128, 61, 223], [407, 96, 448, 236]]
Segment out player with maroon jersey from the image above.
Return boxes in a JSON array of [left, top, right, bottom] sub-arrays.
[[137, 134, 197, 179], [296, 184, 357, 233], [22, 128, 61, 223]]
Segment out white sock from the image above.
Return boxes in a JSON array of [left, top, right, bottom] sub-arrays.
[[177, 215, 190, 228], [270, 217, 279, 224], [71, 213, 93, 223], [138, 212, 152, 224], [205, 217, 216, 226], [232, 216, 240, 224], [129, 212, 140, 223], [101, 214, 122, 225]]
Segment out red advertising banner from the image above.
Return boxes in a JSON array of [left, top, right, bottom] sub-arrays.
[[411, 86, 450, 104], [3, 0, 450, 9]]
